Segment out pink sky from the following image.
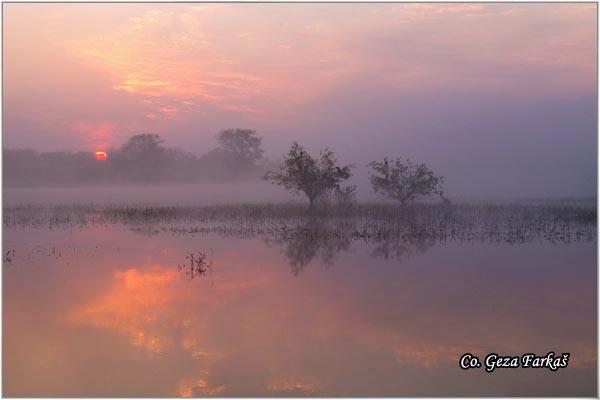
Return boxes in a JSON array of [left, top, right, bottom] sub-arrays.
[[3, 3, 597, 197], [4, 3, 596, 149]]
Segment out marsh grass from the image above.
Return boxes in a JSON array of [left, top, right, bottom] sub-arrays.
[[4, 201, 596, 275], [4, 201, 596, 244], [177, 251, 214, 281]]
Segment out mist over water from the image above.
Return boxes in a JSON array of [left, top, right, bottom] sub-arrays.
[[2, 2, 598, 397], [3, 182, 296, 206]]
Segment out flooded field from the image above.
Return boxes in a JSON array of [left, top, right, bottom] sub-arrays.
[[4, 0, 597, 396], [3, 202, 597, 396]]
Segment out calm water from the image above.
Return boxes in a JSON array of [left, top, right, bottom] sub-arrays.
[[3, 223, 597, 396]]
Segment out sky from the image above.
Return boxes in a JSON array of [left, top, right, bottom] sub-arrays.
[[3, 3, 598, 198]]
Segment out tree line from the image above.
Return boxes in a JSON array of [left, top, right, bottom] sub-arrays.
[[4, 129, 267, 186], [5, 128, 448, 207]]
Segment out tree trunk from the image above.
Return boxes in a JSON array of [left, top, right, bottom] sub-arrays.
[[399, 192, 414, 208]]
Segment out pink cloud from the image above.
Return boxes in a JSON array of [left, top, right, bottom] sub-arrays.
[[3, 3, 597, 152], [70, 121, 119, 150]]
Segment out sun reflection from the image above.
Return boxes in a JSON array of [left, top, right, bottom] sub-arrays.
[[393, 345, 486, 369], [69, 268, 180, 356], [64, 244, 596, 396], [177, 376, 227, 397], [267, 377, 319, 395]]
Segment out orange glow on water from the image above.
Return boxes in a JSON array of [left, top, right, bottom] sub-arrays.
[[94, 151, 107, 161]]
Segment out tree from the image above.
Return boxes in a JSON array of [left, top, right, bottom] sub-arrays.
[[120, 133, 166, 160], [118, 133, 172, 181], [265, 142, 353, 209], [215, 129, 264, 167], [368, 157, 444, 206]]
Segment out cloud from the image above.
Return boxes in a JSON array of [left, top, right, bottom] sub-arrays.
[[3, 3, 597, 197], [70, 121, 120, 150]]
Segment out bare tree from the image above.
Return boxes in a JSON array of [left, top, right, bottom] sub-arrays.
[[368, 157, 444, 206], [265, 142, 353, 210]]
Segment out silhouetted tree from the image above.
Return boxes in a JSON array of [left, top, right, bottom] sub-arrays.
[[3, 130, 267, 185], [120, 133, 165, 160], [368, 157, 444, 206], [166, 147, 200, 181], [215, 129, 264, 167], [265, 142, 353, 210], [117, 133, 172, 180]]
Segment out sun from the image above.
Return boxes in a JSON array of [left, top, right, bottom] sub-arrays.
[[94, 151, 108, 161]]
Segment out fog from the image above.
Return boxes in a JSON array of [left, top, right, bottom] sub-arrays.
[[3, 5, 597, 398], [2, 182, 296, 206], [3, 3, 597, 202], [263, 87, 597, 199]]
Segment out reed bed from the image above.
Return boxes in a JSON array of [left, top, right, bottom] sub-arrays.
[[3, 202, 596, 245]]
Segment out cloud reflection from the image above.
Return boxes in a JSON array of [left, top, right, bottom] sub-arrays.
[[60, 232, 595, 396]]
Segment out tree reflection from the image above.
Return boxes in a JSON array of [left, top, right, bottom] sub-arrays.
[[170, 207, 597, 276], [262, 218, 442, 275], [264, 219, 351, 276], [19, 202, 590, 277], [368, 234, 435, 261]]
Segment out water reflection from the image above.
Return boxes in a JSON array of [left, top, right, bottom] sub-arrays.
[[4, 214, 596, 278], [70, 267, 181, 357], [369, 234, 435, 261], [3, 223, 597, 396], [263, 220, 352, 275], [177, 251, 214, 281], [263, 222, 437, 273]]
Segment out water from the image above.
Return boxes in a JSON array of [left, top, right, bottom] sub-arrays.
[[3, 220, 596, 396]]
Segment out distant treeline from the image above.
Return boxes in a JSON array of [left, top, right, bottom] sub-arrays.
[[4, 129, 269, 186]]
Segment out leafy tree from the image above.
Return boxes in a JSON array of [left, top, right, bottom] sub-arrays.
[[215, 129, 264, 167], [265, 142, 353, 209], [118, 133, 172, 181], [120, 133, 166, 160], [368, 157, 444, 206]]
